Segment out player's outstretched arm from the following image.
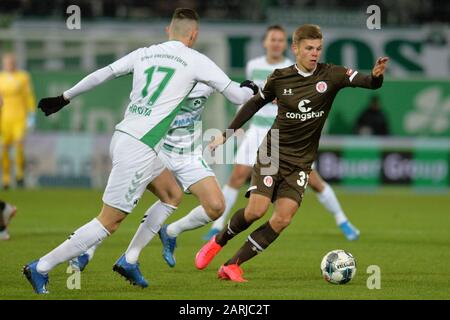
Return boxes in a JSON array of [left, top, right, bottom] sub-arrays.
[[37, 95, 70, 116], [38, 66, 116, 116], [195, 53, 258, 105], [209, 68, 278, 151], [367, 56, 389, 89], [220, 80, 258, 105], [372, 57, 389, 78], [208, 93, 268, 151], [339, 57, 389, 90]]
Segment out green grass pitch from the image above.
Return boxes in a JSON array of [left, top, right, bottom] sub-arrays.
[[1, 187, 449, 300]]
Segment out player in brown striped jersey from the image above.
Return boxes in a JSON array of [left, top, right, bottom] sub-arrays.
[[195, 24, 389, 282]]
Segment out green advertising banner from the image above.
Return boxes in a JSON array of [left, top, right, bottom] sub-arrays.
[[413, 148, 449, 188], [316, 137, 450, 190], [328, 79, 450, 137], [341, 147, 381, 188], [31, 72, 450, 139]]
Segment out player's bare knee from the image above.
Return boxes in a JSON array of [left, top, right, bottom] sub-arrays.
[[270, 215, 292, 232], [228, 174, 246, 189], [308, 171, 325, 193], [168, 188, 183, 207], [97, 205, 127, 234], [204, 198, 225, 220], [244, 207, 266, 222], [309, 181, 321, 193], [159, 186, 183, 207], [105, 222, 120, 234], [308, 177, 322, 192], [229, 166, 250, 189], [96, 217, 121, 234]]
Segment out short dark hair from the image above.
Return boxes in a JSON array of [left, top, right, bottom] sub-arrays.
[[293, 24, 322, 45], [172, 8, 199, 22], [264, 25, 286, 40]]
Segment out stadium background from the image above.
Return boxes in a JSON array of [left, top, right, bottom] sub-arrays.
[[0, 0, 449, 189], [0, 1, 449, 300]]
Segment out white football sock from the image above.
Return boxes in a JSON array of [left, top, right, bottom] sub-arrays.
[[211, 184, 239, 230], [86, 243, 100, 261], [125, 201, 176, 264], [316, 183, 348, 225], [166, 205, 212, 238], [37, 218, 110, 274]]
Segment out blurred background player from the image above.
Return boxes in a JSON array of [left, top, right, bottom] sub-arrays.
[[0, 200, 17, 240], [0, 53, 36, 190], [203, 25, 359, 241], [354, 94, 390, 136]]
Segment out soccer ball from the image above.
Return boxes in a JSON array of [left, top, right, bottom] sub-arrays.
[[320, 250, 356, 284]]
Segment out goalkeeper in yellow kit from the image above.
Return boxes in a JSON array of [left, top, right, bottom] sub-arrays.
[[0, 53, 36, 189]]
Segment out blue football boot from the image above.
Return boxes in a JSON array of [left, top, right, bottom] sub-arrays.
[[112, 254, 148, 288], [203, 227, 221, 241], [23, 260, 49, 294], [339, 221, 360, 241], [158, 225, 177, 267], [69, 253, 90, 272]]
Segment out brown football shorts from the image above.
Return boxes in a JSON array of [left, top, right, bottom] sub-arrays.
[[245, 160, 311, 205]]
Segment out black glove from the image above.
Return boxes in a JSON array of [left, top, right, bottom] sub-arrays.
[[240, 80, 259, 95], [38, 95, 70, 116]]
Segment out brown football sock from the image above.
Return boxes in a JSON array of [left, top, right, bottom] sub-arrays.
[[225, 221, 279, 266], [215, 208, 252, 247]]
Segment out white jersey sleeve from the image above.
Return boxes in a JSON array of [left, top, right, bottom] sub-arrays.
[[63, 49, 144, 100], [109, 49, 141, 77], [189, 82, 215, 98], [222, 82, 253, 105], [63, 66, 115, 100], [194, 53, 232, 93]]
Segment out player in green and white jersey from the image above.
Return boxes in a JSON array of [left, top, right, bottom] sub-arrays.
[[70, 82, 242, 271], [23, 8, 256, 294]]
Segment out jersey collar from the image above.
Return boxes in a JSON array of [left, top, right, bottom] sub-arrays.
[[294, 64, 316, 77]]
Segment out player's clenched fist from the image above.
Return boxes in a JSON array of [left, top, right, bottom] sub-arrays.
[[38, 95, 70, 116]]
